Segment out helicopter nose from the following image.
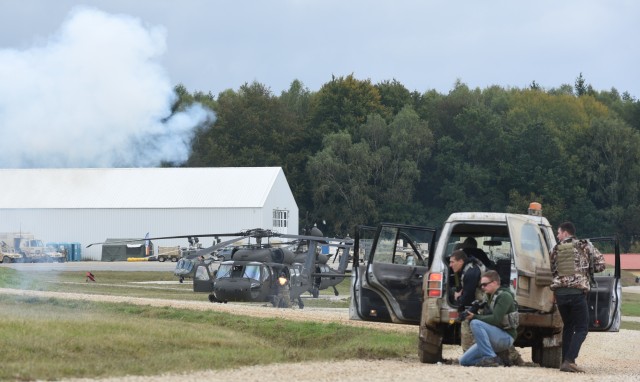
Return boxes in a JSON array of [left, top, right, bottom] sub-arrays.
[[213, 278, 255, 301]]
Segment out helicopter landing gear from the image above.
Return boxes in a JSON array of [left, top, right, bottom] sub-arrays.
[[209, 293, 225, 303], [179, 276, 184, 284], [311, 287, 319, 298], [332, 286, 339, 296], [297, 297, 304, 309]]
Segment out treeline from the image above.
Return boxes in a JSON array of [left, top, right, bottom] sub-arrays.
[[169, 74, 640, 250]]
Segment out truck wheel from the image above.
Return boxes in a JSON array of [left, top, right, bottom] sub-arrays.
[[532, 344, 562, 368], [418, 326, 443, 363], [171, 257, 178, 262], [158, 257, 166, 262], [1, 256, 10, 263]]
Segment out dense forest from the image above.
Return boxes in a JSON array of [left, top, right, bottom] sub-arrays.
[[168, 74, 640, 250]]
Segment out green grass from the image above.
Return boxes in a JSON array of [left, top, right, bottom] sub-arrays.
[[622, 292, 640, 316], [0, 294, 415, 380], [1, 265, 639, 379]]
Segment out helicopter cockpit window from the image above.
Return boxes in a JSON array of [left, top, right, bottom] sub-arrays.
[[217, 264, 233, 279], [261, 266, 270, 282], [194, 265, 209, 281], [243, 264, 261, 282]]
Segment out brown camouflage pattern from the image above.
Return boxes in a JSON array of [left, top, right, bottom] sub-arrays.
[[549, 237, 606, 291]]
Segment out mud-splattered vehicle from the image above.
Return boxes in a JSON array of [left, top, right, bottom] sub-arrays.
[[350, 203, 621, 368]]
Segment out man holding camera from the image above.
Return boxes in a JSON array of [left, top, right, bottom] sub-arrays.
[[459, 270, 518, 367]]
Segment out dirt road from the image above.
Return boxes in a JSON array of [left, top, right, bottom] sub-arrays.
[[2, 288, 639, 381]]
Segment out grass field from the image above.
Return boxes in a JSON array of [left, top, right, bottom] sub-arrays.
[[0, 294, 414, 380], [1, 266, 638, 380], [0, 267, 405, 380]]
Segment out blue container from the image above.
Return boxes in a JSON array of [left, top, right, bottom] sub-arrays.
[[60, 242, 72, 261], [71, 242, 82, 261]]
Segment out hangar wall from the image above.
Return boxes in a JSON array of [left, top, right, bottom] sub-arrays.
[[0, 167, 299, 260], [0, 207, 276, 260]]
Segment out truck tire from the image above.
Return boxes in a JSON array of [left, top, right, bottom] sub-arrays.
[[532, 343, 562, 368], [171, 257, 178, 262], [158, 256, 166, 262], [418, 326, 443, 363], [1, 256, 11, 263]]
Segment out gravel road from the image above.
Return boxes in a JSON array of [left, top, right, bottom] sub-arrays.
[[2, 287, 639, 381]]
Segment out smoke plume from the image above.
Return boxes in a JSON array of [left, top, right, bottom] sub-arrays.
[[0, 7, 213, 168]]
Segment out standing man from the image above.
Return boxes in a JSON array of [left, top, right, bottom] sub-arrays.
[[550, 221, 606, 373], [449, 250, 482, 351], [459, 270, 518, 367]]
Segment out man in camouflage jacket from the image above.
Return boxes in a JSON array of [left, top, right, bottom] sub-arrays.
[[550, 221, 606, 373]]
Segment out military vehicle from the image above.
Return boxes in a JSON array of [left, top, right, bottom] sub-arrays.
[[349, 203, 621, 368], [191, 228, 353, 308], [155, 246, 181, 262], [0, 244, 23, 263], [0, 232, 65, 262], [89, 228, 353, 308]]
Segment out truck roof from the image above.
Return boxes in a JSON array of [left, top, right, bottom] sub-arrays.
[[446, 212, 550, 225]]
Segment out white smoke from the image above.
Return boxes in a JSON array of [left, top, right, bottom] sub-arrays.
[[0, 7, 213, 168]]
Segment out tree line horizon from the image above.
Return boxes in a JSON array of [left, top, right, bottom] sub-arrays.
[[169, 73, 640, 251]]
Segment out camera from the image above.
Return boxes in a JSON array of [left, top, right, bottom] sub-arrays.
[[456, 300, 486, 322]]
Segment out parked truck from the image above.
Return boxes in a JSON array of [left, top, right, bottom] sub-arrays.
[[156, 246, 182, 262], [350, 203, 621, 368], [0, 232, 65, 263]]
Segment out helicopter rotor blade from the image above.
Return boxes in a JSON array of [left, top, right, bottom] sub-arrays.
[[86, 232, 247, 248], [193, 235, 253, 257], [279, 234, 354, 245]]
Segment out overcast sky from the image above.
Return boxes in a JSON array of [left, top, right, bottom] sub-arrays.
[[2, 0, 638, 97], [0, 1, 638, 168]]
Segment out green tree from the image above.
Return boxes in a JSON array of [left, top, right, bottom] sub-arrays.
[[309, 74, 384, 139], [308, 107, 433, 233], [375, 79, 414, 118]]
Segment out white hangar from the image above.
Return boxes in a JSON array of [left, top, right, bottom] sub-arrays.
[[0, 167, 299, 260]]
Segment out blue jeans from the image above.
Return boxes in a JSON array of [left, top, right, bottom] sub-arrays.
[[460, 319, 514, 366], [555, 292, 589, 363]]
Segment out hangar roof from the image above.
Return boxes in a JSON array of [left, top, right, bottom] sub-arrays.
[[0, 167, 291, 209]]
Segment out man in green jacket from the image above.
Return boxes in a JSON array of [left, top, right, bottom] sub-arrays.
[[459, 270, 517, 367]]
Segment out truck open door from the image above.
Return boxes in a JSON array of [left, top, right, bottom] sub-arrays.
[[585, 236, 621, 332], [506, 215, 556, 312], [350, 223, 436, 324]]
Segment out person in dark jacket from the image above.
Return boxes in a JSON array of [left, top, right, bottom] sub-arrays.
[[459, 270, 517, 367], [462, 237, 495, 270], [449, 249, 482, 351]]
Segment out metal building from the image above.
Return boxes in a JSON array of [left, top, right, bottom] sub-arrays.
[[0, 167, 299, 260]]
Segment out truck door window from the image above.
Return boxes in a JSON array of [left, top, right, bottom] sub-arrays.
[[508, 218, 549, 271], [373, 226, 399, 264]]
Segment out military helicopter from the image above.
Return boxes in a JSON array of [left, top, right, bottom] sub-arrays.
[[190, 227, 353, 308], [89, 228, 353, 308]]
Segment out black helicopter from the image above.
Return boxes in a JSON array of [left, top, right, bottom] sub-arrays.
[[190, 227, 353, 308], [90, 228, 353, 308]]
